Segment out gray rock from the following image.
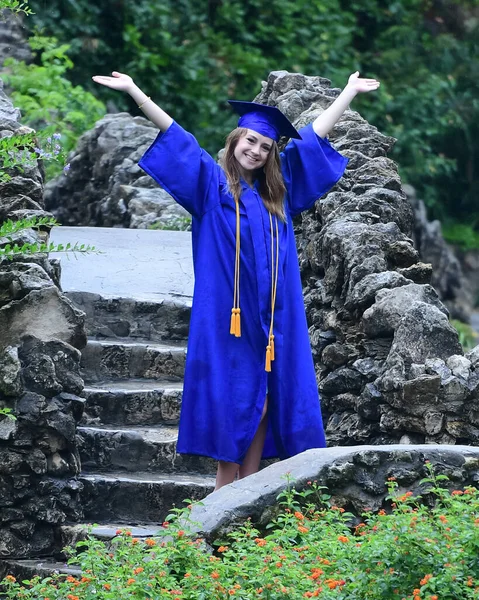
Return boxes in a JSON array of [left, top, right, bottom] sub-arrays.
[[0, 345, 22, 395], [466, 345, 479, 369], [362, 284, 447, 337], [0, 286, 86, 352], [387, 302, 462, 365], [446, 354, 472, 380]]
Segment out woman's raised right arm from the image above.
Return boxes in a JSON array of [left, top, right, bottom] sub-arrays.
[[92, 71, 173, 132]]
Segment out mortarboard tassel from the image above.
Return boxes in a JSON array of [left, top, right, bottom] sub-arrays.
[[270, 334, 275, 361], [230, 308, 236, 335]]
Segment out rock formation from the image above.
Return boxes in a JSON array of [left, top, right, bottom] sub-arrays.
[[44, 113, 190, 229], [254, 71, 479, 447], [0, 79, 86, 558]]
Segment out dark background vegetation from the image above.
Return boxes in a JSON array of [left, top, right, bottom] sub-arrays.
[[17, 0, 479, 246]]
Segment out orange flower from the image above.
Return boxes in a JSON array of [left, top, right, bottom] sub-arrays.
[[133, 567, 144, 575], [276, 562, 283, 568], [378, 509, 386, 516], [132, 538, 139, 544], [255, 538, 267, 546], [420, 574, 433, 585], [451, 490, 464, 496], [103, 584, 111, 591], [430, 596, 438, 600], [298, 525, 309, 534], [145, 538, 156, 547], [126, 578, 135, 585], [178, 530, 185, 538], [184, 573, 191, 578], [294, 511, 305, 520], [115, 529, 123, 535], [66, 576, 77, 583], [211, 571, 220, 580], [337, 535, 349, 543], [218, 545, 228, 552], [124, 530, 132, 536], [4, 576, 16, 583], [438, 515, 447, 523], [228, 590, 236, 595]]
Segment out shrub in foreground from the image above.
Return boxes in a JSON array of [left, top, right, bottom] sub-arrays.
[[2, 465, 479, 599]]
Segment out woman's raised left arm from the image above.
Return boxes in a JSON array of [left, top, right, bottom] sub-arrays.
[[312, 71, 380, 139]]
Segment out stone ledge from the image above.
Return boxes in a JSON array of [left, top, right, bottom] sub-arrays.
[[189, 444, 479, 540]]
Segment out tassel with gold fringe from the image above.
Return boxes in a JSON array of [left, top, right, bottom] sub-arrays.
[[265, 344, 272, 372], [235, 308, 241, 337]]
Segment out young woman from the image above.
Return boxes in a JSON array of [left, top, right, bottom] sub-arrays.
[[92, 70, 380, 490]]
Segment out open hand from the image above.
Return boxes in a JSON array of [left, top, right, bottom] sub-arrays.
[[346, 71, 380, 94], [91, 71, 134, 92]]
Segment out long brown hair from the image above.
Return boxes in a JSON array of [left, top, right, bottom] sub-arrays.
[[220, 128, 286, 221]]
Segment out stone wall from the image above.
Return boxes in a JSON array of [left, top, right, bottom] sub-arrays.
[[254, 71, 479, 448], [0, 80, 86, 558]]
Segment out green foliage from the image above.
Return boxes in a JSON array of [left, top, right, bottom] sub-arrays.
[[2, 32, 105, 179], [0, 130, 68, 182], [451, 318, 479, 351], [0, 407, 15, 420], [0, 0, 32, 16], [442, 221, 479, 251], [149, 216, 192, 231], [23, 0, 479, 235], [2, 467, 479, 598], [0, 216, 97, 258]]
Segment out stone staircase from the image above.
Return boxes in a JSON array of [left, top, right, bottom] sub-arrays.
[[0, 227, 217, 579]]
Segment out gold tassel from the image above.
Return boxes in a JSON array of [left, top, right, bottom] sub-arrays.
[[235, 308, 241, 337], [265, 345, 272, 372], [230, 308, 236, 335], [270, 334, 275, 361]]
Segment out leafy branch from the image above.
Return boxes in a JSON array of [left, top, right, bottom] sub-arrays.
[[0, 0, 32, 16], [0, 216, 97, 258]]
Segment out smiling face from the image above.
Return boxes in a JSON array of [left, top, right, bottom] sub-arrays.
[[233, 129, 273, 182]]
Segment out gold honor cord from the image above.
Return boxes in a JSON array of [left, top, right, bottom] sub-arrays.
[[230, 197, 241, 337], [230, 201, 279, 372], [266, 213, 279, 372]]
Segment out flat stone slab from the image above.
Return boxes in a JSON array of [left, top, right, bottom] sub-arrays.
[[188, 444, 479, 540], [49, 226, 193, 304]]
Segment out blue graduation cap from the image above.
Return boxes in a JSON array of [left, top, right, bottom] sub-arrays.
[[228, 100, 302, 142]]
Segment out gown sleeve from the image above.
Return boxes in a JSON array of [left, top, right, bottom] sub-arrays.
[[138, 120, 220, 218], [281, 123, 349, 217]]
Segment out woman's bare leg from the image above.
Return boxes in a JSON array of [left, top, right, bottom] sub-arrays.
[[214, 396, 268, 490], [214, 460, 239, 491], [238, 396, 268, 479]]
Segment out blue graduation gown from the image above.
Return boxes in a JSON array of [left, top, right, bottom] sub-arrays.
[[139, 121, 348, 463]]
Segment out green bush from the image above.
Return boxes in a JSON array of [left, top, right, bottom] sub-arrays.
[[2, 466, 479, 599], [2, 33, 105, 180], [451, 319, 479, 351]]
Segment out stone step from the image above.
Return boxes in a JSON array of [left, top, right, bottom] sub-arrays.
[[0, 558, 81, 581], [80, 338, 187, 383], [81, 379, 183, 426], [80, 471, 215, 524], [66, 291, 191, 342], [0, 522, 169, 580], [77, 425, 217, 475]]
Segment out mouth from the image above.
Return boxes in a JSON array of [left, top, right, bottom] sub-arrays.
[[245, 154, 259, 163]]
